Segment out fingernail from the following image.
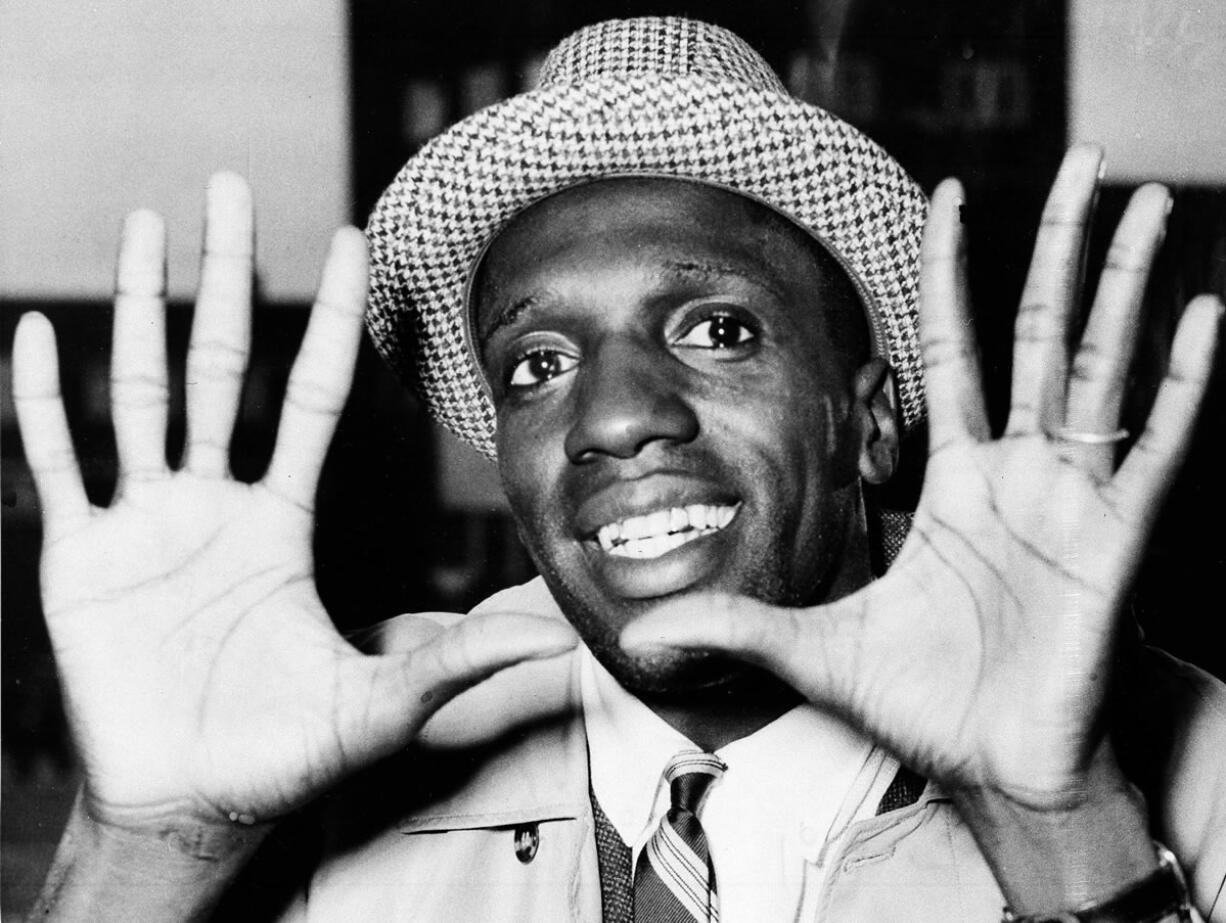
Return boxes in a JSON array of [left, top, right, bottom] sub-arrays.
[[123, 208, 163, 235], [117, 211, 167, 295], [206, 171, 252, 205], [1151, 190, 1174, 247]]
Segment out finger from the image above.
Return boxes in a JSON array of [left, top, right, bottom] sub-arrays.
[[1060, 184, 1171, 480], [1005, 144, 1105, 436], [346, 612, 447, 655], [112, 209, 170, 486], [621, 592, 868, 713], [334, 613, 578, 762], [1110, 294, 1222, 533], [184, 172, 254, 477], [919, 178, 990, 451], [263, 228, 368, 510], [12, 313, 92, 535]]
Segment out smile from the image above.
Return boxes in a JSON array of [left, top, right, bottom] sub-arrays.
[[594, 503, 740, 559]]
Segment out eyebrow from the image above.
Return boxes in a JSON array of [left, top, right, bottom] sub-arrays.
[[477, 256, 786, 349], [478, 292, 547, 350], [657, 258, 786, 303]]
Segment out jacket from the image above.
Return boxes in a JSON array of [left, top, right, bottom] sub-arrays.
[[284, 579, 1225, 921]]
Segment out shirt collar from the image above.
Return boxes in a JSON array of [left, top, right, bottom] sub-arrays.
[[580, 645, 882, 861]]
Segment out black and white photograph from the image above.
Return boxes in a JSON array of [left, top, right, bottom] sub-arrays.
[[2, 2, 1224, 920]]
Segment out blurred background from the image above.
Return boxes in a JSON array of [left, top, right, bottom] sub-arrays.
[[2, 0, 1223, 916]]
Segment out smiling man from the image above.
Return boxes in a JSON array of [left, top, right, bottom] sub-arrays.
[[16, 16, 1226, 923], [474, 178, 888, 708]]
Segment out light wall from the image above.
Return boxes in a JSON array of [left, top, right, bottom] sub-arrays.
[[1070, 0, 1226, 185], [0, 1, 351, 302]]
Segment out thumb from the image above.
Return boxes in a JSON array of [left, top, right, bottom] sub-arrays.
[[621, 592, 867, 711], [334, 612, 579, 765]]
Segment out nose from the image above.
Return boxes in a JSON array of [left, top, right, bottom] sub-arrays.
[[564, 338, 699, 463]]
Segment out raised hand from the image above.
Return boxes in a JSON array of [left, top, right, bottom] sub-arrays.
[[622, 145, 1221, 908], [12, 176, 576, 871]]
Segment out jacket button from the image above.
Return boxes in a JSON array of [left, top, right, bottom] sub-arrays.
[[514, 823, 539, 863]]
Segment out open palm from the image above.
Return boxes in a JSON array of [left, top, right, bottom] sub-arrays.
[[624, 146, 1221, 807], [13, 176, 575, 835]]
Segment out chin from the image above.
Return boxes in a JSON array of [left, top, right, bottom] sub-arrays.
[[594, 643, 758, 700]]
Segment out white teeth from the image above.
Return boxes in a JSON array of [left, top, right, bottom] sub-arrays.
[[686, 503, 707, 530], [596, 523, 619, 549], [593, 503, 740, 559], [646, 509, 671, 538], [617, 530, 698, 559]]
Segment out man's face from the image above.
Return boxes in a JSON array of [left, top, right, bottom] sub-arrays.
[[475, 178, 885, 695]]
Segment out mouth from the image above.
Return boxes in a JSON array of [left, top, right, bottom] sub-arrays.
[[594, 503, 741, 560]]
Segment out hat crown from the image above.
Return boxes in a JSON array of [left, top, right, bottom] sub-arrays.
[[537, 16, 788, 95]]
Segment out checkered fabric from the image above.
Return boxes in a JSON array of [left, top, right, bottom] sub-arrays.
[[365, 16, 929, 463], [592, 787, 635, 923], [634, 751, 726, 922], [874, 508, 915, 572]]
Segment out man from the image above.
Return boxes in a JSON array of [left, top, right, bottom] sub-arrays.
[[13, 17, 1226, 922]]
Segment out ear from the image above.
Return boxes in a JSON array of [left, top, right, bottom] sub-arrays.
[[852, 357, 899, 485]]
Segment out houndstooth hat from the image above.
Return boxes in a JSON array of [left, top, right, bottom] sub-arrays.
[[366, 16, 928, 461]]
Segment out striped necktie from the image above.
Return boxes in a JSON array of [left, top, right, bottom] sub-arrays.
[[634, 750, 726, 922]]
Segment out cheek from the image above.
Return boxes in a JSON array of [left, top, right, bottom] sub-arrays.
[[495, 406, 569, 543], [785, 358, 860, 481], [749, 382, 857, 550], [495, 411, 540, 506], [725, 371, 850, 485]]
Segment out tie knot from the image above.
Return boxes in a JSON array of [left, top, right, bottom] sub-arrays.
[[664, 751, 725, 814]]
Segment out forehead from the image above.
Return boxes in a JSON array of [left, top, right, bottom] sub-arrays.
[[472, 177, 829, 332]]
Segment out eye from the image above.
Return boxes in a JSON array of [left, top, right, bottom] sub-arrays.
[[674, 314, 758, 350], [507, 348, 578, 388]]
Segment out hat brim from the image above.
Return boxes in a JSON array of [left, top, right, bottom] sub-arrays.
[[366, 75, 928, 460]]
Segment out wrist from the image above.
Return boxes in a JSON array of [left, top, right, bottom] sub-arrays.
[[82, 791, 272, 863], [31, 789, 270, 922], [1001, 842, 1192, 923], [952, 751, 1157, 914]]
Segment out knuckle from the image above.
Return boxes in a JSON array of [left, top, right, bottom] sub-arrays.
[[111, 374, 168, 408], [1039, 197, 1089, 228], [200, 248, 255, 268], [1013, 303, 1062, 344], [13, 387, 62, 405], [311, 295, 363, 320], [285, 381, 342, 418], [187, 340, 246, 380], [1069, 345, 1111, 383], [440, 620, 486, 676], [1163, 362, 1206, 389], [920, 334, 975, 368], [114, 282, 165, 305]]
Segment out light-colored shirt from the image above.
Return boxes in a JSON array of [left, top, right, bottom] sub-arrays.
[[580, 647, 901, 922]]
